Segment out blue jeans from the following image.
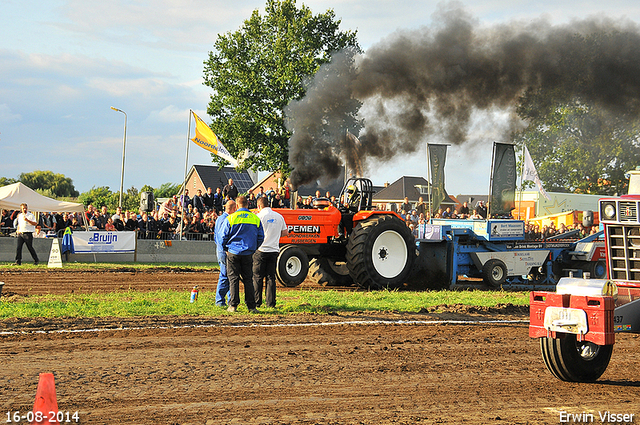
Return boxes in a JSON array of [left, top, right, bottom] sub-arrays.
[[215, 247, 229, 306]]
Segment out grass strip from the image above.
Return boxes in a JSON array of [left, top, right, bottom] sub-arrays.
[[0, 262, 219, 271], [0, 289, 529, 318]]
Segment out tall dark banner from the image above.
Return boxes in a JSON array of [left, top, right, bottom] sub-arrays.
[[490, 142, 516, 217], [428, 144, 447, 213]]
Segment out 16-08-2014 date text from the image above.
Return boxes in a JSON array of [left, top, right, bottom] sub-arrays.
[[6, 411, 80, 423]]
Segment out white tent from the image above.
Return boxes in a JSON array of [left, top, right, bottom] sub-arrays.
[[0, 183, 84, 213]]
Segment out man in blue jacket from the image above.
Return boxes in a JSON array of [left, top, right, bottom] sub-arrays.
[[214, 200, 236, 307], [221, 195, 264, 313]]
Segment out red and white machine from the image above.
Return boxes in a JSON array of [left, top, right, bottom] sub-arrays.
[[530, 168, 640, 382]]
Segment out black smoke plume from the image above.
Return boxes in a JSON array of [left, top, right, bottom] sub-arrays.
[[285, 3, 640, 188]]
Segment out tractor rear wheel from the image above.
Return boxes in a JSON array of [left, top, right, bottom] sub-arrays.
[[539, 334, 613, 382], [276, 245, 309, 287], [346, 215, 415, 289], [309, 258, 354, 286]]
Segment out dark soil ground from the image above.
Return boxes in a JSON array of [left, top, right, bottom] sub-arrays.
[[1, 270, 639, 424]]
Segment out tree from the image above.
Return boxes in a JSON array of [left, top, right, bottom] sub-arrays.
[[154, 182, 180, 199], [35, 188, 56, 199], [514, 96, 640, 195], [0, 177, 18, 186], [78, 186, 144, 212], [19, 170, 79, 198], [119, 186, 139, 211], [140, 184, 155, 194], [203, 0, 360, 174], [79, 187, 117, 210]]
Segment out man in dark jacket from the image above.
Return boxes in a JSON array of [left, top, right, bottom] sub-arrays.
[[203, 187, 214, 212], [124, 211, 138, 231], [192, 189, 205, 213], [222, 178, 238, 201]]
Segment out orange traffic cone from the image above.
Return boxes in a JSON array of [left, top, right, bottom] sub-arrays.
[[31, 373, 58, 425]]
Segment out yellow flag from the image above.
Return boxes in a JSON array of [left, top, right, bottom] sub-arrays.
[[191, 111, 238, 167]]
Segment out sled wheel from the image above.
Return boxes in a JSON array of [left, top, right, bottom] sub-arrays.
[[539, 334, 613, 382], [482, 259, 508, 288]]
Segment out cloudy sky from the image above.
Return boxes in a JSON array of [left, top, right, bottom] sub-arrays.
[[2, 0, 640, 197]]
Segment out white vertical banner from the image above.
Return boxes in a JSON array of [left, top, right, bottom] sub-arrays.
[[523, 145, 550, 201]]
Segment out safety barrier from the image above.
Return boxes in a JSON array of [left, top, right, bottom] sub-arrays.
[[0, 235, 219, 263]]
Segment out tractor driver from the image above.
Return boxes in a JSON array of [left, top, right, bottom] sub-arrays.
[[345, 184, 361, 211]]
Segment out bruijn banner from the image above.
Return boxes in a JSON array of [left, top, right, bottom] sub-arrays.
[[428, 144, 447, 213], [490, 142, 516, 216], [71, 231, 136, 253]]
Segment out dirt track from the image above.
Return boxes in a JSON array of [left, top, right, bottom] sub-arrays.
[[2, 270, 639, 425]]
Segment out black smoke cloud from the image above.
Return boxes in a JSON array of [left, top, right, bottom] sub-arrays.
[[286, 3, 640, 188]]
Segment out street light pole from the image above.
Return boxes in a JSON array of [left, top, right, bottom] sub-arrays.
[[110, 107, 127, 208]]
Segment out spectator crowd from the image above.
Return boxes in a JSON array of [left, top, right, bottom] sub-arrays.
[[1, 179, 600, 242], [382, 197, 600, 240], [2, 179, 299, 241]]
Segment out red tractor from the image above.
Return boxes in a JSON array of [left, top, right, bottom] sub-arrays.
[[274, 177, 416, 289], [529, 168, 640, 381]]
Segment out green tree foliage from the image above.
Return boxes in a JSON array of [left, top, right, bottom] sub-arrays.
[[79, 187, 117, 210], [35, 188, 56, 199], [203, 0, 360, 174], [514, 97, 640, 195], [19, 170, 79, 198], [140, 184, 154, 194], [154, 182, 180, 199], [0, 177, 18, 186], [78, 186, 145, 212], [122, 186, 140, 211], [78, 184, 179, 213]]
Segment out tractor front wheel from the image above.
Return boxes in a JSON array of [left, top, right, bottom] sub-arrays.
[[276, 245, 309, 287], [540, 334, 613, 382]]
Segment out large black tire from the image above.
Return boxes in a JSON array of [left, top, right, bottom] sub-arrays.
[[540, 334, 613, 382], [308, 257, 354, 286], [482, 259, 508, 288], [276, 245, 309, 287], [345, 215, 415, 289]]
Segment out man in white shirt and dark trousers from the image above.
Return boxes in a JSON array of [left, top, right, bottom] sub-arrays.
[[13, 203, 40, 265], [253, 196, 288, 308]]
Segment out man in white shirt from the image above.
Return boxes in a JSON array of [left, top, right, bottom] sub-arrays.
[[13, 203, 40, 265], [253, 196, 288, 308]]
